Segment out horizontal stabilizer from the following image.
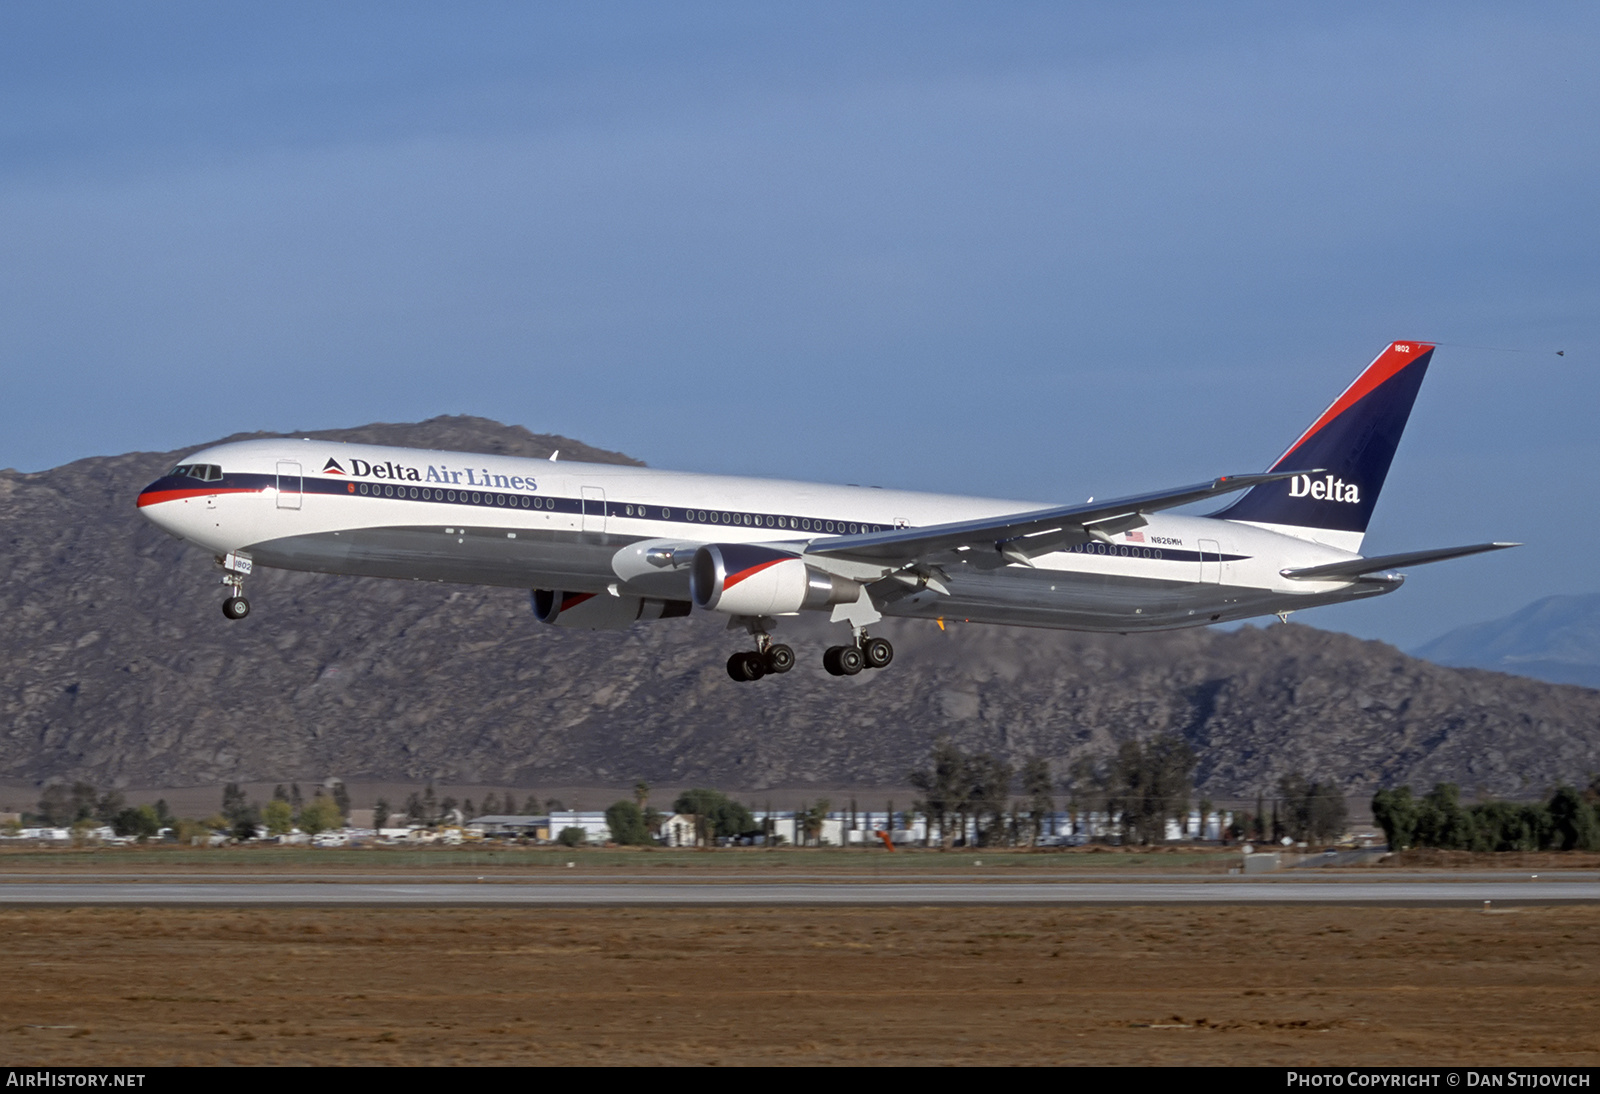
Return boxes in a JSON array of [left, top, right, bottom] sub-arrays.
[[808, 471, 1303, 565], [1280, 542, 1519, 581]]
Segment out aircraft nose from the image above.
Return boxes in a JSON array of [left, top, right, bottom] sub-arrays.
[[136, 475, 190, 534]]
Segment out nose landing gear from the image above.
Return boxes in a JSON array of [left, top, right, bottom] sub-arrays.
[[218, 552, 252, 621]]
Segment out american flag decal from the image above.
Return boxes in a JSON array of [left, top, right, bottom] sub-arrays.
[[1125, 530, 1145, 542]]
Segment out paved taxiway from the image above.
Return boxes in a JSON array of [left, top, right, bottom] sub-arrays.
[[0, 879, 1596, 904]]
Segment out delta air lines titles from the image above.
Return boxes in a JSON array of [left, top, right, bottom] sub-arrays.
[[322, 457, 539, 493]]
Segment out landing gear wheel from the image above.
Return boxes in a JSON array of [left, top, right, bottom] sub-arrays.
[[727, 651, 766, 682], [221, 596, 250, 620], [862, 637, 894, 669], [763, 644, 795, 674], [836, 645, 865, 676], [822, 646, 844, 676]]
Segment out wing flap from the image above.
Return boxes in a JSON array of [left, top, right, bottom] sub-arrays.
[[1279, 542, 1519, 581]]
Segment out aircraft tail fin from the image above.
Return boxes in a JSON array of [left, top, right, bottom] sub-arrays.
[[1211, 340, 1434, 551]]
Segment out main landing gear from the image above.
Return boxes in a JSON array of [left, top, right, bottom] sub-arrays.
[[726, 641, 796, 682], [726, 633, 894, 682], [823, 635, 893, 677], [725, 616, 796, 682]]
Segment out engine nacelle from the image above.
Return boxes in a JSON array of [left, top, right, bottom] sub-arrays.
[[532, 589, 691, 630], [689, 544, 860, 616]]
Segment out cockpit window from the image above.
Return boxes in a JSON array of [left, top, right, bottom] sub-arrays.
[[168, 464, 223, 481]]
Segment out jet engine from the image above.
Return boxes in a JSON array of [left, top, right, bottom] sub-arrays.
[[689, 544, 860, 616], [532, 589, 691, 630]]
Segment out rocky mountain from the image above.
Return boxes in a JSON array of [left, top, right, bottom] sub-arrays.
[[1414, 594, 1600, 691], [2, 418, 1598, 798]]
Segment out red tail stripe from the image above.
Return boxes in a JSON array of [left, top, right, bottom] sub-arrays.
[[1273, 342, 1433, 467]]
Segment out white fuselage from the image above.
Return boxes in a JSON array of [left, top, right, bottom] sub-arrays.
[[138, 437, 1395, 633]]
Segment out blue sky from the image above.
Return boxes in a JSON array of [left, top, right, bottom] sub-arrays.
[[2, 3, 1595, 648]]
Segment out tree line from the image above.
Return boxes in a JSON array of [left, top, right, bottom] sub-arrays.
[[219, 781, 352, 838], [26, 780, 178, 841], [905, 738, 1352, 848], [601, 785, 754, 847], [906, 735, 1205, 847], [1220, 775, 1350, 846], [15, 778, 355, 842], [14, 777, 578, 844], [1371, 780, 1600, 852], [907, 739, 1058, 847]]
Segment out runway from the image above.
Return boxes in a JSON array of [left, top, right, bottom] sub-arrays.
[[1, 878, 1596, 905]]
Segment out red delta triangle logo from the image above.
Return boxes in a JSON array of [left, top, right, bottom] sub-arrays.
[[322, 459, 346, 475]]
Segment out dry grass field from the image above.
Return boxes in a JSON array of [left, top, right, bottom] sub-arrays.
[[2, 903, 1597, 1066]]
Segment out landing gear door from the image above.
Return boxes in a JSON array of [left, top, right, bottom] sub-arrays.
[[582, 486, 606, 534], [276, 461, 303, 510], [1199, 539, 1221, 583]]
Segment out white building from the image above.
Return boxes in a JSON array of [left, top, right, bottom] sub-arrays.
[[549, 810, 611, 844]]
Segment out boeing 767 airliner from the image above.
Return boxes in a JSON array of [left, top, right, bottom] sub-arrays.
[[138, 341, 1514, 681]]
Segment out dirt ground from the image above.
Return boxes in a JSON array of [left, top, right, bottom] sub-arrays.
[[2, 903, 1597, 1066]]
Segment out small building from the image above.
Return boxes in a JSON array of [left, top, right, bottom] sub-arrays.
[[657, 813, 699, 847], [547, 811, 611, 844], [467, 814, 551, 840]]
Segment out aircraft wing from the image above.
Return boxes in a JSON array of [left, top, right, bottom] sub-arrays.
[[1279, 542, 1520, 581], [804, 472, 1303, 566]]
